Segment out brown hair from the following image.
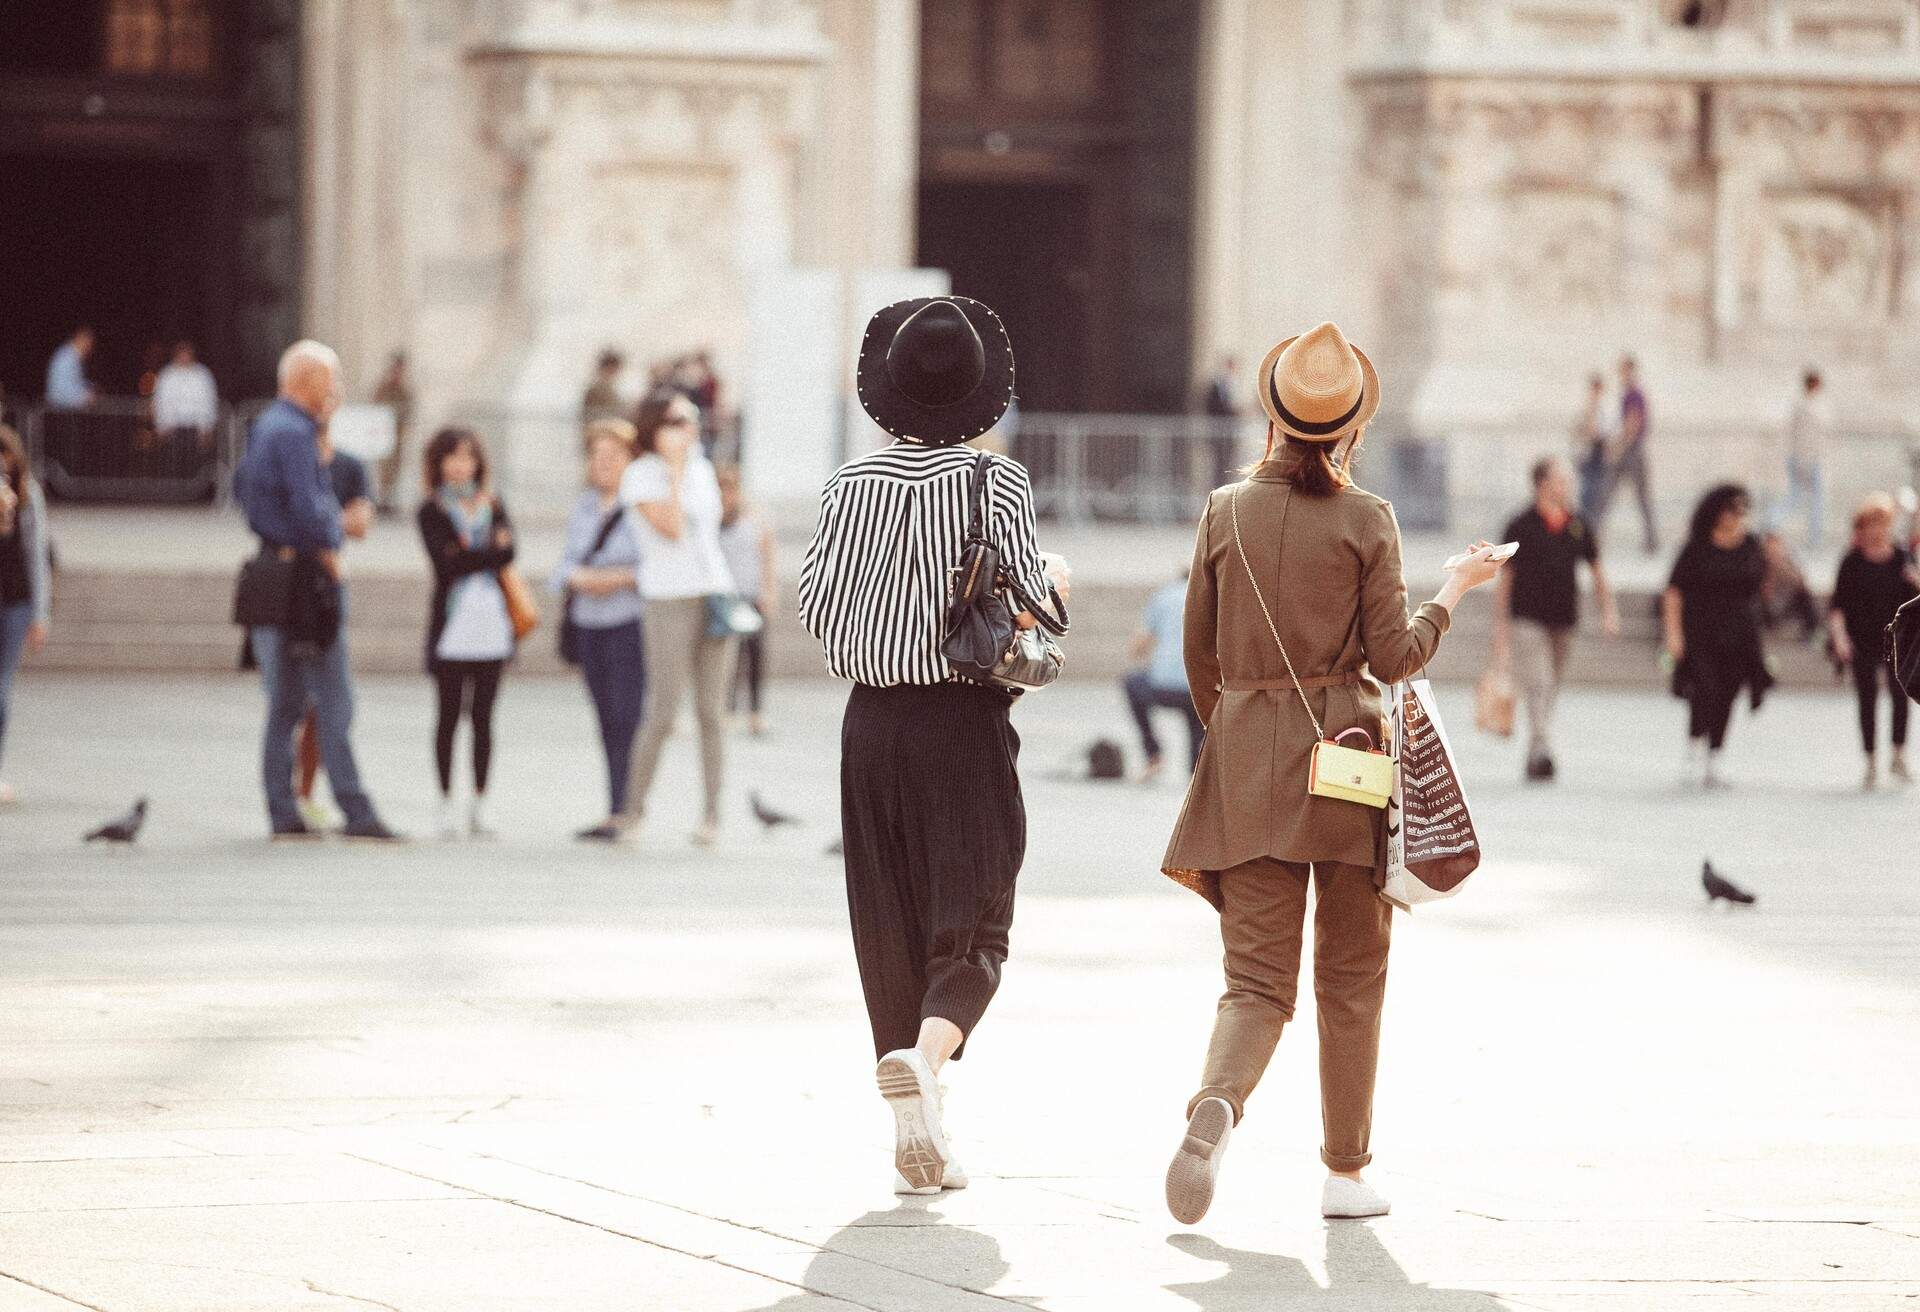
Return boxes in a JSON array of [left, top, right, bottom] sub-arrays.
[[1854, 491, 1896, 534], [0, 424, 27, 500], [584, 418, 638, 458], [1257, 423, 1362, 498], [633, 388, 697, 456], [422, 426, 489, 493]]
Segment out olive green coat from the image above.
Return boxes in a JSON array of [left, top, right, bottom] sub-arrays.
[[1161, 464, 1450, 908]]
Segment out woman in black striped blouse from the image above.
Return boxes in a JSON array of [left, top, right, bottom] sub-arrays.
[[798, 297, 1068, 1195]]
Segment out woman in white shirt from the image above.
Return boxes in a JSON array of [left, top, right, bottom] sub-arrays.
[[620, 389, 738, 845]]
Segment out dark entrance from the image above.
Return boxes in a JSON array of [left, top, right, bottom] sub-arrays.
[[916, 0, 1199, 415], [917, 180, 1093, 412], [0, 155, 224, 398], [0, 0, 301, 406]]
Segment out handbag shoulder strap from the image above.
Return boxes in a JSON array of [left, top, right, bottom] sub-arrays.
[[1229, 485, 1326, 741], [963, 450, 992, 541], [586, 507, 624, 560]]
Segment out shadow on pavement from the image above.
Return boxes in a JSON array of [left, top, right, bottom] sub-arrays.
[[1166, 1225, 1510, 1309], [745, 1200, 1030, 1310]]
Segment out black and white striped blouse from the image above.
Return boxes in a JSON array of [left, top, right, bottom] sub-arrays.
[[798, 443, 1057, 687]]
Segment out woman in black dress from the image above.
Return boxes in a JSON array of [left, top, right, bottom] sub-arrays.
[[1662, 484, 1772, 788], [1829, 493, 1919, 789]]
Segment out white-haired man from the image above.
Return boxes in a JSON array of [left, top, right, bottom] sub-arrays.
[[233, 341, 399, 841]]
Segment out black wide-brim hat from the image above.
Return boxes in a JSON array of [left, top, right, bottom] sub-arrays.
[[856, 295, 1015, 446]]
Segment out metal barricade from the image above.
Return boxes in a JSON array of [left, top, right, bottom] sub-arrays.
[[22, 398, 245, 505], [1011, 412, 1262, 526]]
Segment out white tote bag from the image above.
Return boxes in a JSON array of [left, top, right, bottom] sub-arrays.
[[1383, 678, 1482, 911]]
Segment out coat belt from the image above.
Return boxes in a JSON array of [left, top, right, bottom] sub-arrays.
[[1221, 669, 1365, 692]]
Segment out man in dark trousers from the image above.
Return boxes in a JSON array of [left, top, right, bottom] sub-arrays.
[[1492, 457, 1620, 781], [233, 340, 398, 841]]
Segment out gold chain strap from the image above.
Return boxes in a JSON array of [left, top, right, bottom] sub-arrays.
[[1229, 486, 1327, 741]]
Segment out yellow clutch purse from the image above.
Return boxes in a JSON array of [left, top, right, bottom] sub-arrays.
[[1308, 730, 1395, 809]]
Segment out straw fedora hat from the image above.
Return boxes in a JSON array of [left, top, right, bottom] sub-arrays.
[[1256, 322, 1380, 444], [857, 296, 1015, 446]]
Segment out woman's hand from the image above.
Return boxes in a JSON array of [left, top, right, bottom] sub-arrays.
[[1040, 551, 1073, 606], [492, 526, 513, 549], [1833, 632, 1854, 666], [25, 621, 47, 653], [1447, 541, 1504, 590], [1665, 631, 1686, 666]]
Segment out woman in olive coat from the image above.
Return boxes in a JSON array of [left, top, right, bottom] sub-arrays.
[[1160, 323, 1503, 1225]]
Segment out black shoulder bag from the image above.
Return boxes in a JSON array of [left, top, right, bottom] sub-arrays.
[[1889, 593, 1920, 706], [942, 452, 1069, 692], [232, 546, 297, 628], [559, 509, 628, 666]]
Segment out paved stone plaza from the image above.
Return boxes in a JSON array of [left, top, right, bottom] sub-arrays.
[[0, 671, 1915, 1310]]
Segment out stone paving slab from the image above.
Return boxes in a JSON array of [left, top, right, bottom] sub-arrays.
[[1, 674, 1916, 1308]]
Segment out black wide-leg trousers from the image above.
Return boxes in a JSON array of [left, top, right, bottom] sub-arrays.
[[840, 681, 1026, 1062]]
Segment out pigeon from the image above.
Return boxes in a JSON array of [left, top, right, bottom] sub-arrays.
[[1702, 860, 1755, 906], [85, 797, 148, 844], [750, 792, 800, 831]]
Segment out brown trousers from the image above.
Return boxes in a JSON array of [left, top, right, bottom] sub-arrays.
[[1189, 856, 1392, 1172]]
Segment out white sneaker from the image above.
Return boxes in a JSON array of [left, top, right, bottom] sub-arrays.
[[1322, 1174, 1391, 1219], [435, 796, 460, 840], [894, 1151, 967, 1193], [468, 796, 496, 840], [1165, 1096, 1234, 1226], [876, 1049, 951, 1194], [1704, 749, 1726, 790]]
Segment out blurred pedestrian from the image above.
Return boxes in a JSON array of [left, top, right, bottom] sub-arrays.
[[1602, 354, 1658, 554], [1492, 457, 1619, 782], [0, 422, 53, 805], [1768, 368, 1830, 551], [580, 350, 626, 438], [553, 419, 645, 841], [294, 427, 374, 831], [372, 351, 415, 516], [717, 463, 775, 735], [1202, 355, 1242, 489], [233, 341, 399, 841], [418, 427, 517, 840], [1758, 532, 1821, 641], [152, 340, 219, 476], [1159, 323, 1504, 1226], [1662, 484, 1770, 789], [620, 389, 737, 846], [44, 327, 95, 410], [1828, 494, 1918, 789], [798, 295, 1069, 1194], [1123, 568, 1201, 777], [1570, 372, 1610, 524]]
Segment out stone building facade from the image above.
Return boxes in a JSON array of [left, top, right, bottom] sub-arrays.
[[301, 0, 1920, 524]]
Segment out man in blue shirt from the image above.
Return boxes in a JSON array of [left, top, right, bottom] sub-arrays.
[[233, 340, 398, 841], [44, 328, 95, 410], [1123, 569, 1204, 776]]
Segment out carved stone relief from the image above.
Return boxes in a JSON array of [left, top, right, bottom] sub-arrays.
[[1744, 189, 1897, 326]]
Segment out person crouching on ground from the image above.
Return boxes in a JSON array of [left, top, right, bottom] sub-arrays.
[[1829, 494, 1919, 790], [1123, 566, 1202, 778], [1491, 456, 1619, 782], [417, 427, 517, 839], [1158, 323, 1503, 1225], [798, 296, 1070, 1194]]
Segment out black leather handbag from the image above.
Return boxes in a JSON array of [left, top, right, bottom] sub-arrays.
[[942, 452, 1068, 692], [231, 547, 297, 628], [1889, 593, 1920, 705]]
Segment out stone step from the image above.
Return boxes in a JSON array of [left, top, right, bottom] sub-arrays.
[[34, 567, 1842, 689]]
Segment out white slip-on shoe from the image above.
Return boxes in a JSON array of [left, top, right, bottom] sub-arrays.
[[1321, 1175, 1390, 1219], [1165, 1096, 1234, 1226], [876, 1049, 951, 1194]]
